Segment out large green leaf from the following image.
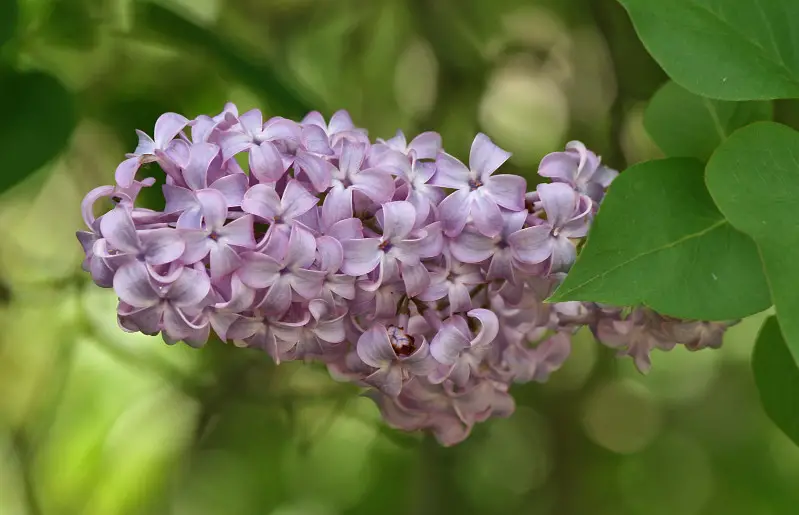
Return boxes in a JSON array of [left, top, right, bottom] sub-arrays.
[[548, 158, 771, 320], [0, 69, 77, 195], [644, 81, 772, 161], [706, 122, 799, 361], [752, 316, 799, 446], [618, 0, 799, 100], [0, 0, 16, 48]]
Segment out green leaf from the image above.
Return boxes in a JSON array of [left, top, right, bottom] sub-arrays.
[[752, 316, 799, 446], [618, 0, 799, 100], [0, 0, 16, 48], [135, 2, 313, 119], [706, 121, 799, 362], [644, 81, 772, 161], [548, 158, 771, 320], [0, 69, 77, 195]]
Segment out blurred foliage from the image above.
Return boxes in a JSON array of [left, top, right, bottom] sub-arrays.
[[0, 0, 797, 514]]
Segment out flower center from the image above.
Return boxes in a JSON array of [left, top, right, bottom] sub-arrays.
[[387, 325, 416, 356], [379, 239, 393, 252], [468, 178, 483, 191], [209, 231, 220, 241]]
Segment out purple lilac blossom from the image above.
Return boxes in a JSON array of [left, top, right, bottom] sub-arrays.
[[77, 106, 733, 446]]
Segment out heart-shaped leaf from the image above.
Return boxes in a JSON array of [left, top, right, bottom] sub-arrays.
[[752, 316, 799, 446], [645, 81, 772, 161], [706, 121, 799, 362], [549, 158, 771, 320], [618, 0, 799, 100]]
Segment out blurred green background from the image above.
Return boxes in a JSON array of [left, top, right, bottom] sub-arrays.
[[1, 0, 798, 513]]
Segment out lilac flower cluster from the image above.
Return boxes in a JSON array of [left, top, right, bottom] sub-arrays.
[[77, 105, 732, 445]]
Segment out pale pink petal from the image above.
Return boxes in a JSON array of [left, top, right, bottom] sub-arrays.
[[430, 325, 470, 365], [237, 252, 282, 288], [242, 183, 281, 221], [217, 214, 256, 248], [195, 188, 228, 230], [209, 173, 248, 207], [183, 142, 219, 190], [100, 207, 141, 254], [365, 367, 404, 397], [285, 225, 317, 269], [341, 238, 382, 276], [508, 226, 554, 265], [450, 229, 495, 263], [483, 174, 526, 211], [438, 189, 472, 237], [470, 194, 503, 237], [316, 235, 344, 272], [291, 268, 325, 299], [115, 157, 142, 188], [432, 153, 470, 189], [281, 179, 319, 220], [249, 141, 286, 183], [538, 182, 578, 228], [381, 201, 416, 241], [321, 184, 353, 225], [400, 261, 430, 297], [210, 243, 243, 279], [81, 185, 114, 226], [154, 113, 190, 149], [133, 130, 155, 155], [294, 150, 334, 192], [357, 325, 396, 367], [167, 267, 211, 306], [259, 277, 292, 317], [469, 133, 511, 180], [350, 169, 395, 203], [140, 228, 186, 265], [301, 125, 333, 155], [114, 262, 159, 308], [219, 132, 253, 161], [467, 309, 499, 347], [408, 132, 442, 160], [328, 110, 356, 134]]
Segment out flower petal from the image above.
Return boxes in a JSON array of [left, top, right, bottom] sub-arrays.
[[316, 235, 344, 272], [281, 179, 319, 220], [328, 110, 356, 134], [467, 308, 499, 348], [483, 174, 526, 211], [357, 325, 396, 368], [430, 324, 470, 365], [285, 224, 317, 269], [408, 132, 442, 160], [470, 193, 503, 238], [249, 140, 286, 183], [242, 183, 281, 221], [114, 261, 159, 308], [154, 113, 190, 149], [400, 261, 430, 297], [140, 228, 186, 265], [167, 267, 211, 306], [195, 188, 228, 230], [469, 133, 511, 179], [381, 201, 416, 241], [507, 225, 554, 265], [350, 169, 395, 203], [438, 189, 472, 237], [259, 277, 292, 317], [210, 243, 243, 279], [114, 157, 142, 188], [321, 183, 354, 225], [218, 214, 256, 248], [237, 252, 282, 288], [100, 207, 141, 254], [81, 185, 114, 227], [183, 142, 219, 190], [301, 125, 333, 155], [538, 182, 578, 228], [341, 238, 382, 276], [432, 153, 470, 189], [450, 228, 495, 263], [295, 150, 335, 192], [291, 268, 325, 299]]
